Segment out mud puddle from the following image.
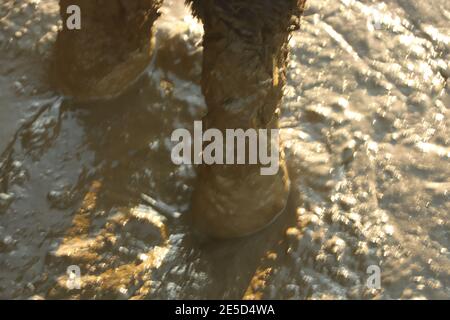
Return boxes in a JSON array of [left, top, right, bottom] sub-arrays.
[[0, 0, 449, 299]]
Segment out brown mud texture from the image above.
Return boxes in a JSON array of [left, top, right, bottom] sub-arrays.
[[0, 0, 449, 299]]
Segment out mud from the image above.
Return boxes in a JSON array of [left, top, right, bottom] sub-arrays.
[[0, 0, 449, 299]]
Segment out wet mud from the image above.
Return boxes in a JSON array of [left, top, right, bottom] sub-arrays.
[[0, 0, 449, 299]]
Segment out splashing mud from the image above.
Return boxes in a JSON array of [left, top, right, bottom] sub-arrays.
[[0, 0, 449, 299]]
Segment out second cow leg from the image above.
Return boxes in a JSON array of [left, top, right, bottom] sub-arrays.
[[190, 0, 306, 238]]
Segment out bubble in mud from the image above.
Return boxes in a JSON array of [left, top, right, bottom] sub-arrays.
[[47, 189, 73, 209], [0, 193, 14, 212], [0, 235, 16, 253], [13, 81, 25, 94], [407, 92, 432, 113]]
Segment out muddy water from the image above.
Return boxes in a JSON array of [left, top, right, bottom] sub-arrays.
[[0, 0, 449, 299]]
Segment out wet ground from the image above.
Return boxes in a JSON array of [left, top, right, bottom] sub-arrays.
[[0, 0, 449, 299]]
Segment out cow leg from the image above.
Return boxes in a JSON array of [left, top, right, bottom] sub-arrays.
[[190, 0, 306, 238], [53, 0, 163, 100]]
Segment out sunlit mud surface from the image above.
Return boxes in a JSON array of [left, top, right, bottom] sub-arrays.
[[0, 0, 449, 299]]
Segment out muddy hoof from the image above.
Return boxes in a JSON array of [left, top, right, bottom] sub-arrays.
[[191, 159, 290, 239], [52, 40, 154, 101], [51, 0, 161, 101]]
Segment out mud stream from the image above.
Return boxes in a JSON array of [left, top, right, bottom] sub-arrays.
[[0, 0, 449, 299]]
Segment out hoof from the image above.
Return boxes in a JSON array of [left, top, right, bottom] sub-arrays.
[[51, 0, 160, 101], [191, 158, 290, 239], [51, 33, 154, 101]]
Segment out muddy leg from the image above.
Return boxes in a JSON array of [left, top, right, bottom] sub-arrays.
[[52, 0, 163, 100], [191, 0, 306, 238]]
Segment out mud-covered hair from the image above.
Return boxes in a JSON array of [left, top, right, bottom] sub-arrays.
[[186, 0, 306, 31]]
